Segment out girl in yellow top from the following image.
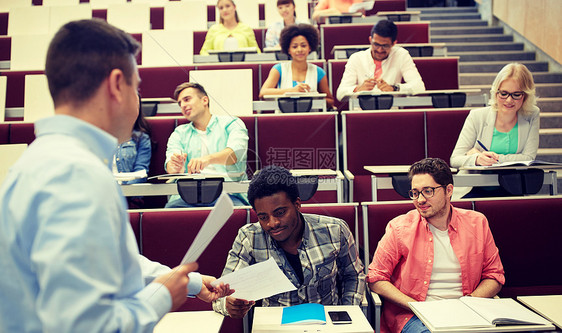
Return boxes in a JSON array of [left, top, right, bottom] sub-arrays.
[[200, 0, 261, 55]]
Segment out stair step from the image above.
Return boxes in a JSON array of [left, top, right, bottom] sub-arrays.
[[430, 20, 488, 27], [460, 72, 562, 85], [539, 128, 562, 148], [431, 26, 503, 35], [420, 13, 482, 21], [459, 61, 549, 73], [537, 97, 562, 112], [412, 7, 479, 14], [431, 34, 513, 43], [535, 151, 562, 163], [540, 112, 562, 128], [450, 50, 536, 62], [461, 83, 562, 98], [446, 42, 524, 52]]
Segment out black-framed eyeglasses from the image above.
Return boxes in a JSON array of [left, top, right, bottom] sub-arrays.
[[408, 186, 446, 200], [372, 42, 392, 50], [497, 90, 525, 100]]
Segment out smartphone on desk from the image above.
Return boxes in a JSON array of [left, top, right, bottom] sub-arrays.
[[328, 311, 352, 324]]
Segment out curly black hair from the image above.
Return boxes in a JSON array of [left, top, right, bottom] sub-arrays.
[[279, 23, 319, 56], [247, 165, 299, 209]]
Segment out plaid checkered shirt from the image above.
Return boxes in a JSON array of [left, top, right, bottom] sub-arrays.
[[212, 213, 366, 315]]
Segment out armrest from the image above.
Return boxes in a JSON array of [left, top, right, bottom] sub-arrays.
[[370, 290, 382, 333], [344, 169, 355, 180]]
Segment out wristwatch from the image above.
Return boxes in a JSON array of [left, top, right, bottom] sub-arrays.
[[392, 84, 400, 91]]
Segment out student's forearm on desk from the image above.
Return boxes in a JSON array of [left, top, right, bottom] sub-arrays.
[[469, 278, 502, 298], [370, 280, 416, 310]]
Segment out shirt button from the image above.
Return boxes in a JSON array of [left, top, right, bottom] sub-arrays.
[[424, 281, 427, 285], [428, 259, 432, 263], [429, 237, 433, 241]]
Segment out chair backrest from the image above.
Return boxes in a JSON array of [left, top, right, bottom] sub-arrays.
[[426, 109, 470, 162], [414, 57, 459, 90], [138, 66, 193, 99], [365, 0, 406, 16], [0, 143, 27, 184], [343, 111, 425, 175], [141, 207, 249, 310], [128, 211, 141, 252], [473, 197, 562, 297], [189, 69, 254, 116], [238, 115, 257, 178], [142, 30, 194, 66], [89, 0, 127, 10], [145, 117, 177, 177], [23, 74, 55, 123], [321, 22, 429, 60], [8, 122, 35, 144], [256, 112, 338, 171], [301, 203, 360, 246], [0, 123, 9, 144], [164, 1, 207, 31], [327, 60, 348, 110], [0, 75, 5, 122]]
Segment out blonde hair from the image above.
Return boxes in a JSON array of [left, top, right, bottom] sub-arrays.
[[217, 0, 240, 24], [488, 63, 539, 117]]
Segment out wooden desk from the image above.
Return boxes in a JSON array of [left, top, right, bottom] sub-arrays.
[[154, 311, 224, 333], [364, 165, 558, 201], [518, 295, 562, 329], [332, 42, 446, 59], [252, 305, 373, 333], [258, 93, 328, 113]]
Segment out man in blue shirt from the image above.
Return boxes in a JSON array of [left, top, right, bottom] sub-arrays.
[[0, 19, 229, 332], [165, 82, 249, 207]]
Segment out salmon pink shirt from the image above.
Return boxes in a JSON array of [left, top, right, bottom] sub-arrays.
[[367, 206, 505, 333]]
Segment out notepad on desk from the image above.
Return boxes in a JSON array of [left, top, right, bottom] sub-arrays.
[[281, 303, 326, 325], [487, 160, 562, 168], [408, 297, 551, 331]]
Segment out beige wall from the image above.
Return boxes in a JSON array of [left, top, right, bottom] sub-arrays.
[[493, 0, 562, 64]]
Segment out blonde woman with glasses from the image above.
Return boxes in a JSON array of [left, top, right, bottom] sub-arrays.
[[450, 63, 539, 197]]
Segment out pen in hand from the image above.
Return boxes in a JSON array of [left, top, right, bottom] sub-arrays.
[[477, 140, 489, 151]]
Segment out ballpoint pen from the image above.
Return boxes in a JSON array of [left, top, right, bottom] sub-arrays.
[[477, 140, 489, 152]]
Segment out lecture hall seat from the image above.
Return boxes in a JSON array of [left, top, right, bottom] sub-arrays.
[[425, 109, 470, 162]]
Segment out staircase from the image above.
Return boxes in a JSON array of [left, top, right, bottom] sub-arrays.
[[413, 6, 562, 191]]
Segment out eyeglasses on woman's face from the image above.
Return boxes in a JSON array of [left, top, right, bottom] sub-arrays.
[[497, 90, 524, 100]]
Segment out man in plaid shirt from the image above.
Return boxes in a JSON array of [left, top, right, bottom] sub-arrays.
[[212, 165, 365, 318]]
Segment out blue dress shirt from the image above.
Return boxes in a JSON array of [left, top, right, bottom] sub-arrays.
[[0, 115, 172, 332]]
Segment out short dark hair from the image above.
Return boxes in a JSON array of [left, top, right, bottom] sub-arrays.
[[371, 20, 398, 42], [247, 165, 299, 209], [45, 19, 140, 107], [173, 82, 210, 107], [279, 23, 319, 55], [277, 0, 295, 6], [408, 158, 453, 187]]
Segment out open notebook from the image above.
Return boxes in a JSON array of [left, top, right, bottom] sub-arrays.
[[408, 297, 551, 331]]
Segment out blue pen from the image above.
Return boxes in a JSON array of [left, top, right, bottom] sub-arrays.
[[477, 140, 489, 151]]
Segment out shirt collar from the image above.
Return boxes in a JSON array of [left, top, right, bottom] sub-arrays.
[[267, 212, 309, 249], [419, 204, 458, 232], [186, 114, 217, 133], [34, 115, 118, 169]]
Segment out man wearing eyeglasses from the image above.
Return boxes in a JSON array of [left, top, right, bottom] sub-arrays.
[[336, 20, 425, 102], [367, 158, 505, 333]]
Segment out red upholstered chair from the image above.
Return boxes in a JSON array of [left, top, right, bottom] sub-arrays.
[[138, 66, 194, 99], [0, 123, 9, 144], [9, 122, 35, 144], [128, 212, 141, 252], [414, 57, 460, 90], [327, 60, 348, 110], [256, 113, 339, 203], [0, 36, 10, 61], [365, 0, 407, 16], [426, 109, 470, 162], [342, 111, 425, 202], [149, 6, 164, 30], [238, 116, 257, 178], [1, 70, 44, 108], [321, 22, 429, 60], [473, 197, 562, 298], [301, 203, 361, 250], [0, 12, 8, 36], [141, 207, 249, 312]]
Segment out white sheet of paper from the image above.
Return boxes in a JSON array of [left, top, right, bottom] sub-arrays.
[[180, 193, 234, 265], [113, 170, 147, 181], [211, 257, 297, 301]]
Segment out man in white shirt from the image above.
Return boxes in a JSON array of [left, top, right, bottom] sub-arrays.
[[336, 20, 425, 101]]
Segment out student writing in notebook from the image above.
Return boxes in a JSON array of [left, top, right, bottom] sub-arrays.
[[367, 158, 505, 333], [336, 20, 425, 101], [450, 63, 540, 197], [259, 23, 334, 109], [165, 82, 249, 208]]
